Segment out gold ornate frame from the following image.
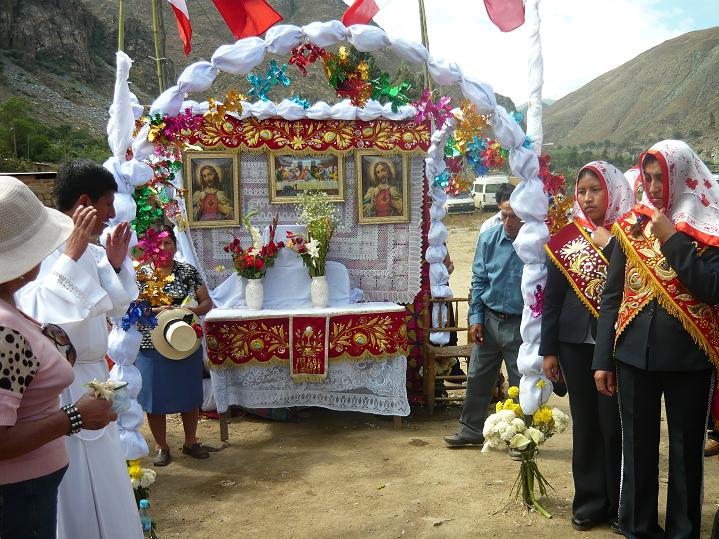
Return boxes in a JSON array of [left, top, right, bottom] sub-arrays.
[[355, 150, 410, 224], [184, 150, 241, 228], [268, 150, 345, 204]]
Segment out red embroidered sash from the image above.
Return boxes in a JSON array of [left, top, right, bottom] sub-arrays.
[[545, 222, 609, 318], [613, 212, 719, 369]]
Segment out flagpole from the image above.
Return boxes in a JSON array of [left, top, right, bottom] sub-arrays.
[[118, 0, 125, 51], [151, 0, 166, 93], [417, 0, 432, 91]]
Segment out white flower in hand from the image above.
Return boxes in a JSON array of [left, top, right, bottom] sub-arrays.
[[306, 238, 321, 259]]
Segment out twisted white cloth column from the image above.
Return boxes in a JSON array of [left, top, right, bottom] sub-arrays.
[[103, 51, 149, 459], [514, 0, 551, 414]]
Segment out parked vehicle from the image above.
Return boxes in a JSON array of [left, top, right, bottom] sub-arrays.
[[444, 190, 475, 214], [472, 175, 510, 209]]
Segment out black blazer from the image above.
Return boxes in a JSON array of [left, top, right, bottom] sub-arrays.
[[539, 239, 615, 356], [593, 232, 719, 372]]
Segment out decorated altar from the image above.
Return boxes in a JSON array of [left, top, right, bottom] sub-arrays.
[[205, 303, 410, 434]]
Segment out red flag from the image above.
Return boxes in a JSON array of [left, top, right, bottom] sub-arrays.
[[341, 0, 380, 26], [212, 0, 283, 39], [483, 0, 525, 32], [167, 0, 192, 55]]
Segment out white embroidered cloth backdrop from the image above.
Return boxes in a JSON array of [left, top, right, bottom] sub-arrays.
[[187, 152, 424, 304], [107, 19, 554, 451]]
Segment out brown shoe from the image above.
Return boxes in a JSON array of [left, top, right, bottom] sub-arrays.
[[153, 447, 171, 466], [705, 438, 719, 457], [182, 443, 210, 459]]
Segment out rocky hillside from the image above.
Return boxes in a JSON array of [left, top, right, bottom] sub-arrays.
[[0, 0, 513, 140], [544, 26, 719, 156]]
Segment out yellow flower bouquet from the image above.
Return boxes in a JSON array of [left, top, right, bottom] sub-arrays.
[[482, 386, 570, 518]]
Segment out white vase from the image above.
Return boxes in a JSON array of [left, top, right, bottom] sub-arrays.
[[310, 275, 329, 309], [245, 278, 264, 310]]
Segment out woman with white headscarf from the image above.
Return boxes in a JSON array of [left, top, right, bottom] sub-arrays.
[[593, 141, 719, 538], [541, 161, 634, 534]]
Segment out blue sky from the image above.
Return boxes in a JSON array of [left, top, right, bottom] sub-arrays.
[[350, 1, 719, 103]]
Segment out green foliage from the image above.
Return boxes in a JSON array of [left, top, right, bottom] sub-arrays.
[[0, 97, 108, 171]]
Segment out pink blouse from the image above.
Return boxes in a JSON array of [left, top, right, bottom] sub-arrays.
[[0, 300, 74, 485]]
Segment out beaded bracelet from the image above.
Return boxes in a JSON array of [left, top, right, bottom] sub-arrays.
[[61, 404, 83, 435]]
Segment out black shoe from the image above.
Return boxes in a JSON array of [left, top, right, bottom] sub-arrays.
[[609, 518, 621, 534], [442, 433, 483, 447], [571, 516, 595, 531]]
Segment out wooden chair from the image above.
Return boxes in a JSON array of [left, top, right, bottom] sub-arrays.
[[422, 291, 474, 415]]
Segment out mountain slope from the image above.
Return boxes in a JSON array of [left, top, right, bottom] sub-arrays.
[[543, 26, 719, 155]]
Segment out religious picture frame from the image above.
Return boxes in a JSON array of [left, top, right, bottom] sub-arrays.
[[184, 151, 241, 228], [355, 151, 410, 224], [268, 152, 344, 203]]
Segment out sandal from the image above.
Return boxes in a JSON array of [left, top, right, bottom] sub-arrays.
[[182, 443, 210, 459]]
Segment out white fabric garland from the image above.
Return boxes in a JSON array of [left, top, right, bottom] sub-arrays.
[[105, 18, 553, 438]]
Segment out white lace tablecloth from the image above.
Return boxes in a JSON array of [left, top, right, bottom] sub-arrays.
[[205, 303, 410, 416]]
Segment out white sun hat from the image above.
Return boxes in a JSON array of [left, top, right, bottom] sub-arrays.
[[0, 176, 73, 284], [150, 307, 202, 360]]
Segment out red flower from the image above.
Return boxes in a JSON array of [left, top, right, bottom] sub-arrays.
[[701, 193, 711, 207], [255, 259, 265, 270], [191, 323, 203, 337], [705, 179, 713, 190], [686, 178, 698, 190]]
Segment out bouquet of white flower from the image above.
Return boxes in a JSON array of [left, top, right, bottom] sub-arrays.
[[482, 386, 570, 518]]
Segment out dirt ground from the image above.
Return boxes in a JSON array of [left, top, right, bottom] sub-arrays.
[[146, 211, 719, 538]]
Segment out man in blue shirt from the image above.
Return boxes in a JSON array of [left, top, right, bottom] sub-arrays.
[[444, 185, 524, 447]]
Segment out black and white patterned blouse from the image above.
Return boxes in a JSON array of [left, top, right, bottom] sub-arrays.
[[0, 327, 38, 395], [137, 261, 204, 350]]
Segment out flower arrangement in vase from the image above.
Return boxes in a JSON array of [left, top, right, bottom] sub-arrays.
[[224, 213, 283, 310], [481, 385, 570, 518], [285, 192, 340, 308]]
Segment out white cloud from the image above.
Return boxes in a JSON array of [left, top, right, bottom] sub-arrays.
[[355, 0, 695, 104]]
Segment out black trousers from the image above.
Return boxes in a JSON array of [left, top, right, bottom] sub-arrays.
[[559, 342, 621, 522], [617, 362, 712, 539]]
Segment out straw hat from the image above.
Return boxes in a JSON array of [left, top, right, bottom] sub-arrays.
[[0, 176, 74, 284], [150, 307, 201, 360]]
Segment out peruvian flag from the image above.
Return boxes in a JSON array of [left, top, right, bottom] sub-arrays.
[[167, 0, 192, 56], [341, 0, 393, 26], [483, 0, 525, 32], [212, 0, 283, 39]]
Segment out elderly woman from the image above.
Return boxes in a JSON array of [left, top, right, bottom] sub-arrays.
[[0, 177, 115, 539], [135, 226, 213, 466]]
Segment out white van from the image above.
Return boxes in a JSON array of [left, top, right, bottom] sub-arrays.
[[472, 175, 510, 210]]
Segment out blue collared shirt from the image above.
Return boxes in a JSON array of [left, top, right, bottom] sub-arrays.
[[468, 224, 524, 325]]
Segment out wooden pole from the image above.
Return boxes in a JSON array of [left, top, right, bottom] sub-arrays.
[[118, 0, 125, 51], [151, 0, 165, 93], [418, 0, 432, 92]]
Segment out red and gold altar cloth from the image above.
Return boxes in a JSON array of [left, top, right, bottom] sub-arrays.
[[545, 222, 609, 318], [193, 117, 431, 154], [204, 303, 409, 382], [613, 213, 719, 368]]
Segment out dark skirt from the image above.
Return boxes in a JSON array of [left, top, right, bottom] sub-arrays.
[[136, 348, 204, 414]]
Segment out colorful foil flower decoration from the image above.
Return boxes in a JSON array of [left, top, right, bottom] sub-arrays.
[[135, 229, 173, 265], [121, 300, 158, 331], [530, 284, 544, 318], [371, 73, 411, 112], [290, 95, 311, 109], [289, 44, 327, 76], [538, 154, 566, 196], [205, 90, 245, 123], [412, 88, 453, 127], [136, 270, 175, 307], [323, 47, 375, 107], [131, 186, 164, 236], [247, 61, 290, 101], [454, 101, 492, 151], [433, 170, 450, 189]]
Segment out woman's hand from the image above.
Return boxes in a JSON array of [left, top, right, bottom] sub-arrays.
[[651, 208, 677, 243], [74, 393, 116, 430], [543, 355, 563, 383], [594, 370, 617, 397], [152, 305, 172, 315], [593, 226, 612, 249]]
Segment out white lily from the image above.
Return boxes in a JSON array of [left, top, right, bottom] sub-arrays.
[[306, 238, 321, 259], [250, 226, 263, 249], [525, 427, 546, 445], [509, 433, 532, 450]]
